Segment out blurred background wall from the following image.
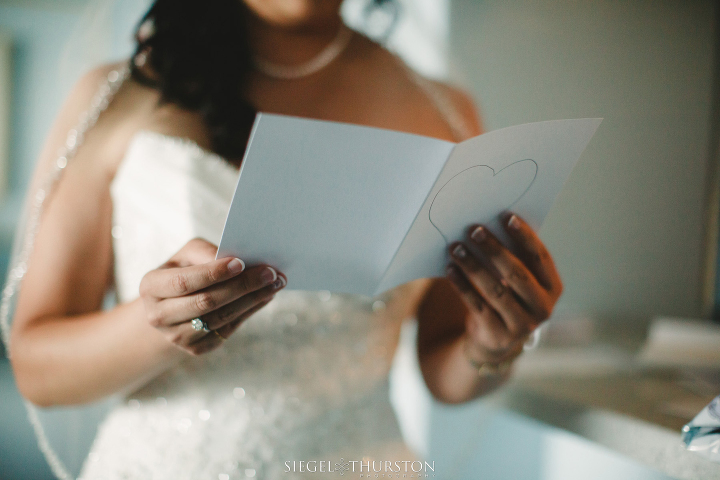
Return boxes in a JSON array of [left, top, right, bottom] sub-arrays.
[[451, 0, 717, 331], [0, 0, 717, 478]]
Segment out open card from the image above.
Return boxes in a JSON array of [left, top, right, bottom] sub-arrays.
[[217, 113, 601, 296]]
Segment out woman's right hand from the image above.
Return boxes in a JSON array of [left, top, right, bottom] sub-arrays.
[[139, 238, 286, 356]]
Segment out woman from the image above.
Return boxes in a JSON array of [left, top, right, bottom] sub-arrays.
[[6, 0, 562, 478]]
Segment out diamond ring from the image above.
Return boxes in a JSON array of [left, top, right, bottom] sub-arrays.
[[190, 318, 211, 333]]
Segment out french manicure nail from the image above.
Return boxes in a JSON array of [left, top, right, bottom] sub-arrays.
[[452, 244, 467, 258], [508, 214, 520, 230], [260, 267, 277, 284], [227, 258, 245, 274], [471, 226, 487, 243], [272, 276, 286, 289]]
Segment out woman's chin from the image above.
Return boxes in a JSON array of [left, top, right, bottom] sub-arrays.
[[242, 0, 343, 30]]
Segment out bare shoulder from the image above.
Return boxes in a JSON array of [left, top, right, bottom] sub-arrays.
[[29, 63, 120, 181], [41, 61, 165, 177], [427, 79, 485, 137]]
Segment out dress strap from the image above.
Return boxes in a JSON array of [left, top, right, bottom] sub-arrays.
[[394, 56, 474, 142]]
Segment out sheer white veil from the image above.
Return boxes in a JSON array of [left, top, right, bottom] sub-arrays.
[[0, 0, 452, 478]]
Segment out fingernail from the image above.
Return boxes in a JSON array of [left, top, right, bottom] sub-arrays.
[[471, 226, 487, 243], [272, 276, 286, 289], [508, 214, 520, 230], [260, 267, 277, 284], [452, 244, 467, 258], [227, 258, 245, 274]]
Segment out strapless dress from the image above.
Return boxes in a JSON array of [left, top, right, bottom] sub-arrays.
[[77, 130, 415, 480]]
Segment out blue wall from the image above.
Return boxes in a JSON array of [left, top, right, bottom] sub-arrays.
[[0, 6, 80, 234], [0, 2, 149, 227]]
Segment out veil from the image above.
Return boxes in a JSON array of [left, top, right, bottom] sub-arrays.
[[0, 0, 458, 478]]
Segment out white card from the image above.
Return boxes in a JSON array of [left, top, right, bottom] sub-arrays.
[[218, 113, 601, 296]]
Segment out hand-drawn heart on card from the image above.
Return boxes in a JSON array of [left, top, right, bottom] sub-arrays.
[[428, 159, 538, 244]]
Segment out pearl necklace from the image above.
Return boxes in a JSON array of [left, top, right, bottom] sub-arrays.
[[253, 24, 354, 80]]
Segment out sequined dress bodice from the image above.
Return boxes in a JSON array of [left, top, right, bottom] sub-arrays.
[[78, 131, 411, 480]]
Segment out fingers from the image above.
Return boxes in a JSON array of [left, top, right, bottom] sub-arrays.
[[149, 266, 282, 326], [169, 237, 220, 267], [141, 255, 246, 299], [214, 295, 275, 339], [445, 214, 562, 369], [151, 275, 284, 355], [202, 276, 285, 330], [140, 239, 290, 357], [182, 288, 279, 355], [446, 265, 518, 358], [182, 327, 225, 356], [468, 224, 553, 320], [450, 243, 537, 336], [504, 214, 562, 296]]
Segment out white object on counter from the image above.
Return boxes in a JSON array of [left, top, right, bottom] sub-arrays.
[[637, 317, 720, 368]]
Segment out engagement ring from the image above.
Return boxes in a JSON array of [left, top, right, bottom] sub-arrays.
[[190, 318, 211, 333]]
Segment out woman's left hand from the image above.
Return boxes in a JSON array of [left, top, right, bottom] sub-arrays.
[[446, 213, 563, 370]]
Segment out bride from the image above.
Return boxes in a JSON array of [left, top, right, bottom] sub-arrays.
[[5, 0, 563, 478]]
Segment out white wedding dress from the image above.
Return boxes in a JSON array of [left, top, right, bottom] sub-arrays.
[[61, 52, 471, 478], [76, 131, 415, 480]]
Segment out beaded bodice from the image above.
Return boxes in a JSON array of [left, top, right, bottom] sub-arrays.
[[78, 130, 410, 480]]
